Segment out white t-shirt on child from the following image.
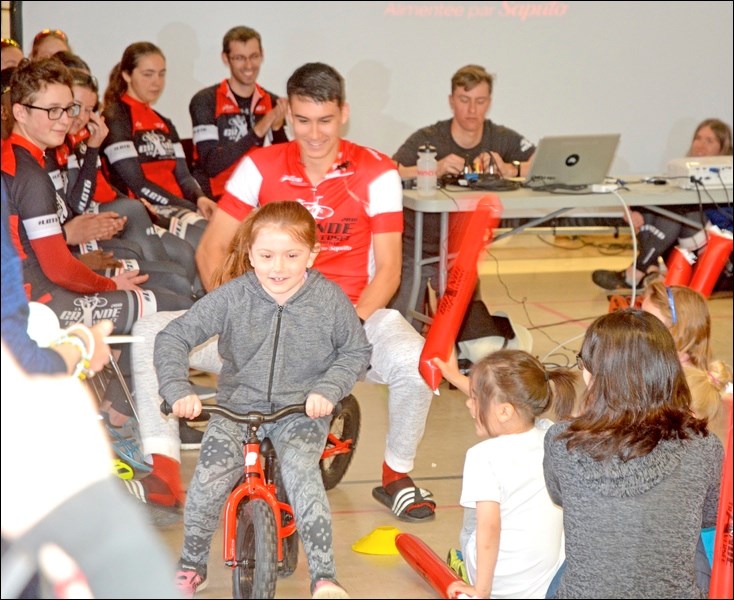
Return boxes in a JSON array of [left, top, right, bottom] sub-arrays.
[[460, 418, 564, 599]]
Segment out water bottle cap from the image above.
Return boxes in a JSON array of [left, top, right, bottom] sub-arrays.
[[418, 143, 436, 154]]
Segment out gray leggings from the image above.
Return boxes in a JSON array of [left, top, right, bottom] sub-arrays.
[[181, 412, 334, 584]]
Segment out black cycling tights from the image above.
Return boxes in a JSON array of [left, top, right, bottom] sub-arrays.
[[635, 210, 706, 272], [45, 287, 192, 334]]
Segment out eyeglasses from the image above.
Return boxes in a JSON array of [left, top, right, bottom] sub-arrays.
[[1, 38, 21, 49], [228, 52, 262, 64], [33, 29, 68, 44], [575, 354, 586, 371], [21, 103, 81, 120]]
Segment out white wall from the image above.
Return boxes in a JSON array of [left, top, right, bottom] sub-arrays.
[[23, 1, 733, 175]]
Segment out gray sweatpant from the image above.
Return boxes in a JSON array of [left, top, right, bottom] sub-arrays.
[[131, 310, 220, 463], [181, 413, 333, 583], [132, 308, 433, 473]]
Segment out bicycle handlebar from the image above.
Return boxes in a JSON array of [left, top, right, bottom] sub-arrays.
[[160, 398, 345, 425]]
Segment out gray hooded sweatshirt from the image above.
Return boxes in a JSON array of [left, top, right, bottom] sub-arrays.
[[155, 269, 372, 412], [544, 421, 723, 599]]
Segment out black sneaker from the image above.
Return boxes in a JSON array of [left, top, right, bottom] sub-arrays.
[[179, 421, 203, 451], [592, 269, 631, 291]]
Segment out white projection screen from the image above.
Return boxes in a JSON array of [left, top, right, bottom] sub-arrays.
[[21, 1, 733, 176]]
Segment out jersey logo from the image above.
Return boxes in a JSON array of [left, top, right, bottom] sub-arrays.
[[137, 131, 174, 159], [223, 115, 248, 142], [280, 174, 306, 185], [58, 295, 120, 328], [301, 196, 335, 220]]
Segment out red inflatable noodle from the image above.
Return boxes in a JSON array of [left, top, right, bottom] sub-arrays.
[[395, 532, 464, 599], [709, 401, 733, 599], [689, 227, 733, 298], [419, 194, 503, 392], [663, 246, 696, 287]]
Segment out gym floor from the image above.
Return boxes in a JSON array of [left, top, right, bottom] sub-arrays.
[[154, 234, 733, 599]]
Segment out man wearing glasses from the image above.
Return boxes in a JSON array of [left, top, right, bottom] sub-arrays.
[[20, 101, 80, 121], [188, 25, 288, 200]]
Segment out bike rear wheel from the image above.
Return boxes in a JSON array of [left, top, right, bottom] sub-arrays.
[[320, 394, 361, 491], [232, 499, 278, 599]]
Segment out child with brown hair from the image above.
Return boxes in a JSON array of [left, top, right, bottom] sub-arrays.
[[434, 349, 576, 598], [642, 279, 732, 420], [544, 309, 722, 598], [156, 200, 372, 599]]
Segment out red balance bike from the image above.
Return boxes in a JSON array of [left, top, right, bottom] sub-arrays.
[[163, 396, 360, 599]]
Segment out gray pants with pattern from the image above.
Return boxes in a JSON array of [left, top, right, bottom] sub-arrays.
[[181, 412, 333, 584]]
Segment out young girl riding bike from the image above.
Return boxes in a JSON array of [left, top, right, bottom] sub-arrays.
[[155, 201, 372, 599]]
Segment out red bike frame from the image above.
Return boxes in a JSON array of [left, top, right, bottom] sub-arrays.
[[222, 437, 296, 565]]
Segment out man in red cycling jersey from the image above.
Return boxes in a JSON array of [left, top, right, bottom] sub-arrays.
[[197, 62, 437, 523]]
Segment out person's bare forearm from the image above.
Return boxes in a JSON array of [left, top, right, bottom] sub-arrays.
[[355, 272, 400, 321], [195, 208, 245, 291], [195, 243, 223, 292]]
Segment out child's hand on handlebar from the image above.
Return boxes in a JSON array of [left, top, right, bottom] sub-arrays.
[[305, 393, 334, 419], [172, 394, 203, 419]]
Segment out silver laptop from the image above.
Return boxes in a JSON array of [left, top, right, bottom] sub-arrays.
[[524, 134, 620, 189]]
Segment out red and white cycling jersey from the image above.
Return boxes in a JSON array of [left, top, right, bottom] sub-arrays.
[[219, 139, 403, 303]]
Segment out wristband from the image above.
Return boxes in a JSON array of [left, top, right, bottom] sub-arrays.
[[51, 334, 94, 380], [66, 323, 96, 365]]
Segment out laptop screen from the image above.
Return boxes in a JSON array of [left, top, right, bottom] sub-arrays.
[[524, 134, 620, 189]]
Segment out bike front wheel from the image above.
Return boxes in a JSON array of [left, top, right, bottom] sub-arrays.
[[320, 394, 361, 490], [232, 498, 278, 599]]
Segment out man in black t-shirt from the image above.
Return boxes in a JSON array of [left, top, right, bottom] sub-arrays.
[[390, 64, 535, 322]]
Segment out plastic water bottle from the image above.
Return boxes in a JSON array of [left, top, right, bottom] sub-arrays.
[[416, 144, 437, 197]]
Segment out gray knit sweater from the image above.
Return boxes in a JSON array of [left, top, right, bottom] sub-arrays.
[[155, 270, 372, 411], [543, 422, 723, 599]]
